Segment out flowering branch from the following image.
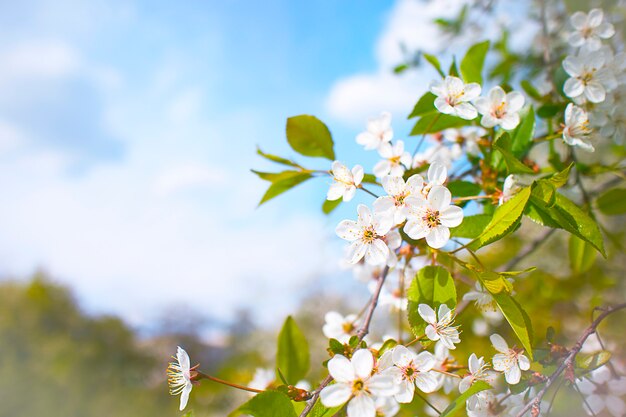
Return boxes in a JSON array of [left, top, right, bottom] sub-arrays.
[[298, 266, 390, 417], [515, 302, 626, 417]]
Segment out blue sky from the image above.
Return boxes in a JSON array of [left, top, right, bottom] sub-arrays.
[[0, 0, 535, 330]]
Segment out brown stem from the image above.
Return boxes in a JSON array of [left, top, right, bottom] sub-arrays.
[[298, 266, 391, 417], [197, 372, 264, 394], [514, 303, 626, 417]]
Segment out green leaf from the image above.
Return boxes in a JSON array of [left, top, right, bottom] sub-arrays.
[[510, 106, 535, 157], [229, 391, 297, 417], [257, 172, 313, 206], [576, 351, 611, 372], [491, 292, 534, 359], [449, 56, 460, 77], [447, 180, 482, 197], [475, 270, 513, 294], [309, 400, 342, 417], [423, 53, 445, 77], [460, 41, 490, 85], [407, 266, 457, 336], [252, 169, 305, 182], [537, 103, 563, 119], [520, 80, 542, 100], [182, 412, 195, 417], [547, 162, 573, 188], [492, 133, 535, 174], [256, 147, 301, 168], [450, 213, 492, 239], [286, 115, 335, 160], [469, 186, 531, 250], [569, 235, 597, 274], [362, 174, 379, 184], [322, 199, 341, 215], [410, 113, 469, 135], [393, 64, 409, 74], [277, 316, 310, 384], [596, 188, 626, 215], [440, 381, 491, 417], [408, 93, 436, 119]]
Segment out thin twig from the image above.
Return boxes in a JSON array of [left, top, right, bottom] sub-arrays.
[[504, 228, 556, 271], [514, 302, 626, 417], [299, 266, 391, 417]]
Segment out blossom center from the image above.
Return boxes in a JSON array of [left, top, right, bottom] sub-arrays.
[[362, 227, 377, 244], [423, 209, 441, 229], [352, 379, 368, 394], [493, 101, 507, 118], [342, 321, 355, 333]]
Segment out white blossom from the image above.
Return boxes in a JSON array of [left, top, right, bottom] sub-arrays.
[[336, 205, 393, 266], [490, 334, 530, 385], [374, 140, 412, 178], [432, 341, 457, 394], [563, 103, 595, 151], [499, 175, 520, 206], [323, 311, 359, 343], [404, 185, 464, 249], [475, 86, 525, 130], [577, 366, 626, 417], [412, 143, 461, 170], [418, 304, 461, 349], [373, 397, 400, 417], [463, 282, 497, 311], [442, 127, 485, 156], [568, 8, 615, 51], [328, 161, 364, 202], [459, 353, 496, 393], [430, 76, 481, 120], [563, 50, 616, 103], [373, 174, 424, 225], [356, 112, 394, 150], [167, 346, 193, 411], [384, 345, 439, 403], [320, 349, 397, 417]]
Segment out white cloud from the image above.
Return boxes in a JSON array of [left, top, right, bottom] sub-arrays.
[[0, 39, 80, 82], [152, 164, 227, 196]]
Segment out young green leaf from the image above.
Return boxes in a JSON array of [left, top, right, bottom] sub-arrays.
[[423, 53, 445, 77], [229, 391, 297, 417], [410, 113, 469, 135], [491, 292, 534, 359], [469, 186, 531, 249], [450, 213, 492, 239], [256, 147, 301, 168], [492, 133, 535, 174], [510, 106, 535, 157], [439, 381, 491, 417], [257, 172, 313, 206], [286, 115, 335, 160], [277, 316, 310, 384], [569, 235, 597, 274], [408, 92, 436, 119], [407, 266, 457, 336], [596, 188, 626, 215], [322, 198, 341, 215], [460, 41, 490, 85], [447, 180, 482, 197]]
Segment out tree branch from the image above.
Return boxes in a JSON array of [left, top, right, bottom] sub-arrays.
[[298, 266, 390, 417], [515, 302, 626, 417], [504, 228, 556, 271]]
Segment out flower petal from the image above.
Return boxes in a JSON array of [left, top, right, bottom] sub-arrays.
[[426, 226, 450, 249], [428, 185, 451, 211], [328, 355, 356, 383], [439, 205, 464, 228], [418, 304, 437, 323], [351, 349, 374, 380], [490, 333, 509, 353], [347, 394, 376, 417], [320, 383, 352, 407]]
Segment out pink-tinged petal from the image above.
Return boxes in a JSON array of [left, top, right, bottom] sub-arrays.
[[404, 219, 428, 240], [351, 349, 374, 379], [414, 351, 436, 372], [428, 162, 447, 185], [570, 11, 587, 30], [327, 183, 345, 201], [392, 345, 416, 367], [518, 354, 530, 371], [427, 185, 451, 210], [434, 97, 454, 115], [577, 378, 596, 395], [563, 56, 583, 77], [336, 220, 360, 241], [507, 91, 525, 112], [343, 186, 357, 202], [346, 241, 368, 264], [584, 82, 606, 103], [500, 113, 521, 130], [394, 379, 415, 403], [347, 393, 376, 417], [587, 8, 603, 27], [490, 334, 509, 353], [332, 161, 350, 178], [382, 175, 405, 196], [474, 96, 491, 115], [440, 205, 463, 227], [373, 160, 391, 178], [454, 102, 478, 120], [564, 78, 584, 98], [426, 226, 450, 249], [480, 114, 499, 128], [365, 239, 389, 266], [179, 383, 192, 410], [606, 395, 626, 417], [425, 324, 440, 341], [320, 383, 352, 407], [504, 365, 521, 384], [352, 165, 364, 186], [463, 83, 482, 100], [368, 374, 398, 397], [357, 204, 373, 225], [414, 372, 439, 393], [328, 355, 356, 383]]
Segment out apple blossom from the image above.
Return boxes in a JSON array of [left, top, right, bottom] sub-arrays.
[[459, 353, 496, 393], [384, 345, 439, 403], [373, 140, 412, 178], [327, 161, 364, 202], [563, 50, 616, 103], [475, 86, 525, 130], [563, 103, 595, 151], [568, 8, 615, 51], [319, 349, 397, 417], [577, 365, 626, 417], [167, 346, 193, 411], [356, 111, 394, 150], [323, 311, 359, 344], [373, 174, 424, 225], [490, 333, 530, 385], [430, 75, 481, 120], [336, 204, 393, 265], [418, 304, 461, 349]]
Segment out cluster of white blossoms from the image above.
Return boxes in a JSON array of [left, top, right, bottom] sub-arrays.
[[562, 8, 625, 150], [576, 365, 626, 417]]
